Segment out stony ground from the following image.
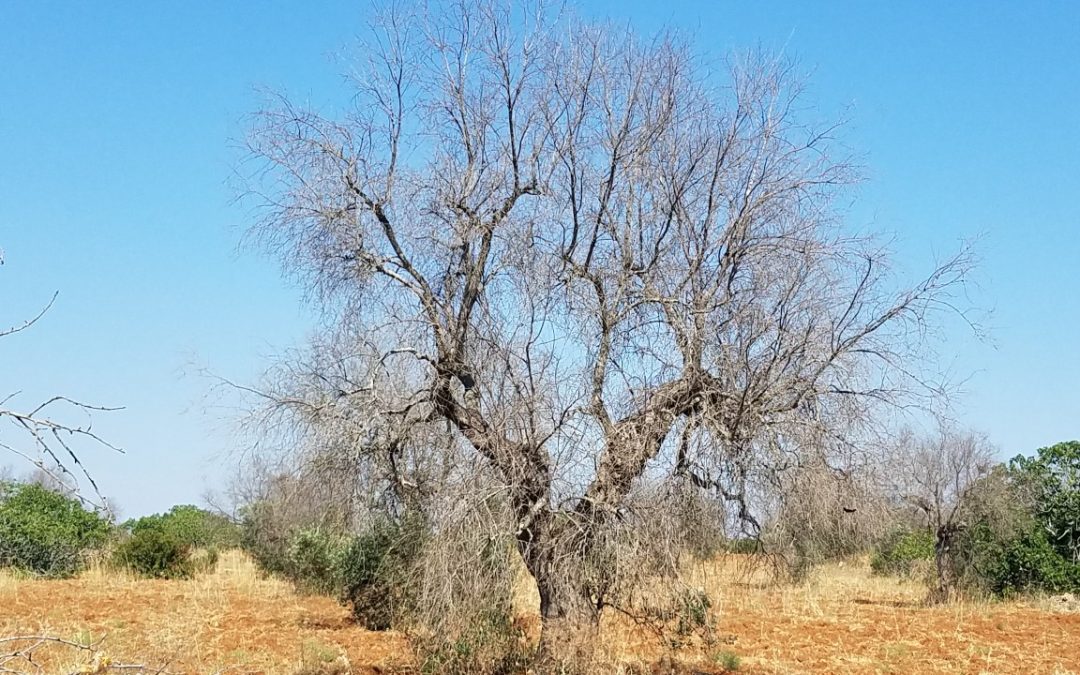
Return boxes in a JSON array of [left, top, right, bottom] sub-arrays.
[[2, 552, 1078, 674]]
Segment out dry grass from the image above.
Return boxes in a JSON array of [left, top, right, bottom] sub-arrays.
[[2, 552, 1078, 673], [599, 556, 1080, 674], [0, 550, 408, 674]]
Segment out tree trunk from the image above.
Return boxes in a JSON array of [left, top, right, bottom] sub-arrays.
[[519, 515, 599, 672], [534, 566, 598, 672], [933, 524, 958, 603]]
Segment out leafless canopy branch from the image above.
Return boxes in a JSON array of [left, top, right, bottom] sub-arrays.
[[1, 282, 122, 509]]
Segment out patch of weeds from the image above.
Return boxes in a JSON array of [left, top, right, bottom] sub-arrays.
[[416, 609, 533, 675], [880, 642, 913, 661], [71, 629, 103, 648], [301, 639, 340, 664], [712, 649, 741, 671]]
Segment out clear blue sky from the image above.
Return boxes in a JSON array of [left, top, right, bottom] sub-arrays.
[[1, 2, 1077, 517]]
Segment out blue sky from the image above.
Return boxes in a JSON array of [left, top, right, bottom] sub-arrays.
[[1, 1, 1077, 517]]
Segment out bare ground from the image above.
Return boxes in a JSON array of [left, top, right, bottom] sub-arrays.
[[1, 552, 1077, 674]]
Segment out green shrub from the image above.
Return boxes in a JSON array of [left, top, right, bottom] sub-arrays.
[[338, 516, 425, 630], [113, 523, 193, 578], [0, 481, 112, 577], [1010, 441, 1080, 564], [238, 500, 290, 574], [945, 443, 1080, 597], [286, 527, 349, 595], [124, 505, 240, 553], [870, 528, 935, 578], [675, 588, 713, 636], [240, 512, 426, 631], [960, 522, 1080, 596], [713, 649, 741, 671], [116, 504, 236, 578]]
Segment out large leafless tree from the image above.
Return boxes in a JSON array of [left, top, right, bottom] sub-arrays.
[[241, 0, 975, 656]]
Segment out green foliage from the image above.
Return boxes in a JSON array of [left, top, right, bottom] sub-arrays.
[[960, 521, 1080, 596], [116, 504, 237, 578], [238, 500, 291, 574], [240, 509, 426, 631], [675, 588, 713, 636], [712, 649, 741, 671], [1010, 441, 1080, 564], [870, 528, 935, 578], [338, 515, 426, 629], [948, 442, 1080, 597], [0, 481, 112, 577], [124, 505, 240, 552], [113, 522, 193, 578], [285, 527, 350, 595]]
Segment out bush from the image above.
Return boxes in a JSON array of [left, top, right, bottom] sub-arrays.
[[286, 527, 350, 595], [116, 504, 237, 578], [239, 499, 291, 574], [124, 505, 240, 553], [153, 504, 241, 549], [945, 444, 1080, 597], [1010, 441, 1080, 564], [871, 528, 935, 578], [339, 516, 425, 630], [113, 523, 193, 578], [0, 481, 112, 577], [959, 522, 1080, 596], [240, 508, 426, 631]]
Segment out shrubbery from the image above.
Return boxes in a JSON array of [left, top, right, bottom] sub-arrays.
[[113, 522, 193, 578], [240, 505, 426, 630], [115, 505, 239, 578], [870, 528, 934, 578], [959, 523, 1080, 596], [413, 608, 531, 675], [872, 442, 1080, 599], [0, 481, 112, 577]]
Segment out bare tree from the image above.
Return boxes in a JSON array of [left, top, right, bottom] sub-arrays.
[[240, 0, 976, 661], [1, 253, 121, 509], [892, 427, 995, 602]]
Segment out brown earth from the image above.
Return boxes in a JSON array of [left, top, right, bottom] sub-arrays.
[[1, 552, 1078, 674]]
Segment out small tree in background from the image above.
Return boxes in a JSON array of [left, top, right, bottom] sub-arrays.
[[893, 428, 995, 602], [116, 505, 241, 578]]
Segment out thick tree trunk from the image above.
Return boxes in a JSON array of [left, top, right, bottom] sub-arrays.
[[518, 514, 599, 672], [534, 566, 598, 672]]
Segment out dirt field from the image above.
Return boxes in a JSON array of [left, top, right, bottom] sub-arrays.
[[2, 551, 1078, 674]]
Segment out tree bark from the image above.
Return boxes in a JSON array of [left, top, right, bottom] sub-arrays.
[[518, 513, 599, 672], [933, 524, 959, 603]]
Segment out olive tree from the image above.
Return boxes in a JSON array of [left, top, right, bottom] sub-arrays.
[[892, 428, 996, 601], [241, 0, 975, 659]]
